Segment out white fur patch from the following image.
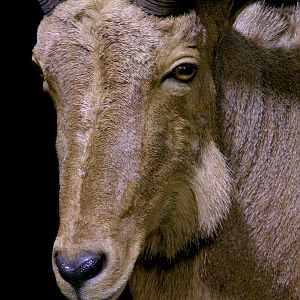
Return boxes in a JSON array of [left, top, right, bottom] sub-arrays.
[[191, 141, 232, 236], [234, 2, 300, 49]]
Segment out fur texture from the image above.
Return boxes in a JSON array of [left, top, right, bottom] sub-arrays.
[[33, 0, 300, 299]]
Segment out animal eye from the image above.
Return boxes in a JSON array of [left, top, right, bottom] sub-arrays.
[[172, 63, 197, 82]]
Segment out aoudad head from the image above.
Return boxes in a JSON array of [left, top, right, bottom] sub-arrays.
[[33, 0, 232, 299]]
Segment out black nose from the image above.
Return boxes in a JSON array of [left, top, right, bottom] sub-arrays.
[[55, 252, 107, 288]]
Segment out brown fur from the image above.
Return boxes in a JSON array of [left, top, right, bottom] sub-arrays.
[[33, 0, 300, 299]]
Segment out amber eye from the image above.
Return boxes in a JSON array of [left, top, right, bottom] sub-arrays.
[[172, 63, 197, 82]]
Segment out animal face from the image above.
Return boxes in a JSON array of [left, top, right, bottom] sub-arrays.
[[33, 0, 231, 299]]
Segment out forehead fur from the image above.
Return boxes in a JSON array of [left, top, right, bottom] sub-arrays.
[[34, 0, 203, 65]]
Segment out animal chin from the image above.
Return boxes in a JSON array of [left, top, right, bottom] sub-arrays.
[[102, 284, 127, 300], [67, 279, 127, 300], [79, 285, 126, 300], [93, 283, 127, 300]]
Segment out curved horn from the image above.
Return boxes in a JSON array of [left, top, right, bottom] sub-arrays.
[[37, 0, 65, 15], [132, 0, 195, 17]]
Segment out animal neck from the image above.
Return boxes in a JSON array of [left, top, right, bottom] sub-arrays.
[[137, 235, 214, 266], [211, 27, 300, 296], [129, 241, 214, 299], [215, 29, 300, 186]]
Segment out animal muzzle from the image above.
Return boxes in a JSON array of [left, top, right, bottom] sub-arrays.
[[54, 251, 107, 289], [52, 231, 142, 300]]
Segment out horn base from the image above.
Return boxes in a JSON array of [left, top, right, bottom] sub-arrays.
[[37, 0, 66, 15], [132, 0, 193, 17]]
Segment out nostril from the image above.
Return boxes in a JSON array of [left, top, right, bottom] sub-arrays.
[[76, 253, 106, 282], [55, 252, 107, 288]]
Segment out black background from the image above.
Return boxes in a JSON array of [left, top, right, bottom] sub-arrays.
[[4, 1, 64, 299], [4, 0, 297, 299]]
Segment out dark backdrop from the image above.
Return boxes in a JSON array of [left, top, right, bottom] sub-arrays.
[[3, 0, 297, 299], [4, 1, 65, 299]]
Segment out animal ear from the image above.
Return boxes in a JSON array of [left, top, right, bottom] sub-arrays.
[[194, 0, 251, 27], [37, 0, 65, 15]]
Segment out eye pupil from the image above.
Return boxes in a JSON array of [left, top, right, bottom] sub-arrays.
[[177, 64, 193, 75], [173, 63, 197, 82]]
